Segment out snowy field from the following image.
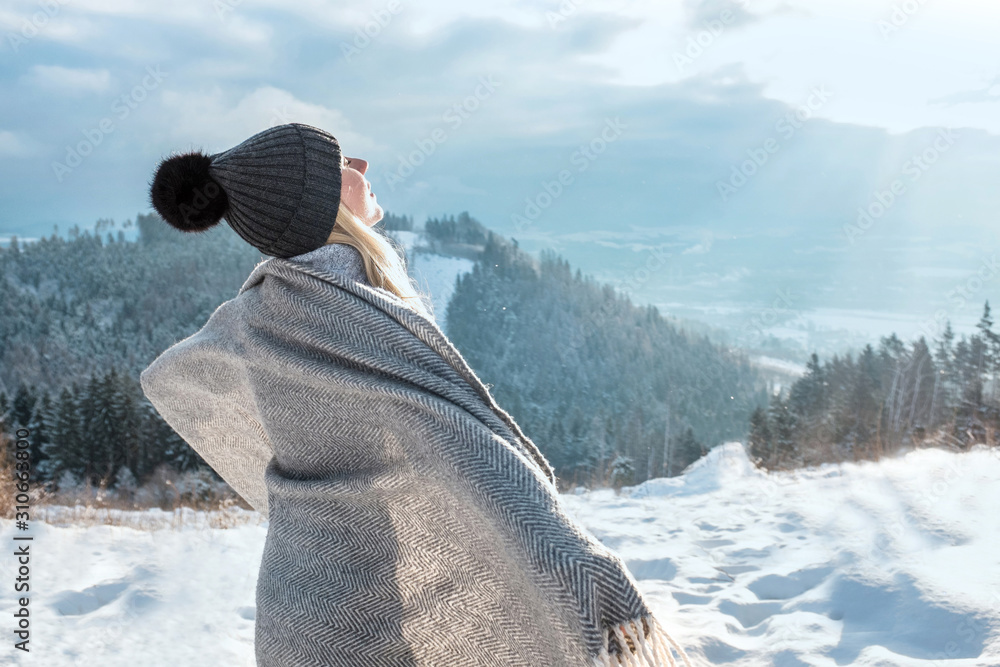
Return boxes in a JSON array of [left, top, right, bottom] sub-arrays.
[[568, 444, 1000, 666], [1, 443, 998, 666]]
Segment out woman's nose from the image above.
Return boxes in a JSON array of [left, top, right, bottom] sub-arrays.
[[347, 157, 368, 175]]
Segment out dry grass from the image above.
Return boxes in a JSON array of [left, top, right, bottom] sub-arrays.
[[0, 457, 18, 520], [34, 501, 265, 531], [0, 457, 264, 531]]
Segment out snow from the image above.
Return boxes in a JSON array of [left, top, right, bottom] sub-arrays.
[[566, 443, 1000, 666], [407, 251, 474, 331], [388, 229, 475, 333], [750, 355, 808, 378], [0, 508, 265, 666], [3, 444, 999, 665]]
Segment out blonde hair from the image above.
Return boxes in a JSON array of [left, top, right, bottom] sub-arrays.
[[324, 201, 436, 322]]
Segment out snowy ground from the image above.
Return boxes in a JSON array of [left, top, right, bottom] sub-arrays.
[[1, 444, 998, 666], [388, 228, 475, 334], [570, 443, 1000, 666]]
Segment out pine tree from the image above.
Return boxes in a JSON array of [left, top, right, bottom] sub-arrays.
[[788, 352, 828, 454], [0, 393, 9, 465], [79, 371, 116, 485], [11, 382, 37, 429], [101, 367, 130, 480], [609, 453, 635, 490], [45, 385, 84, 481], [113, 374, 143, 478], [977, 301, 1000, 404], [956, 333, 986, 447], [747, 406, 772, 468], [26, 391, 53, 480], [847, 345, 883, 459], [904, 338, 936, 438], [113, 465, 138, 500], [673, 427, 704, 472], [768, 396, 797, 467], [931, 321, 957, 426]]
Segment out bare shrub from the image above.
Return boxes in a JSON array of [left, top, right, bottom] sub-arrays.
[[13, 460, 257, 530], [0, 455, 17, 520]]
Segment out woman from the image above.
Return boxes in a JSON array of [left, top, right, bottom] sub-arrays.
[[141, 123, 692, 666]]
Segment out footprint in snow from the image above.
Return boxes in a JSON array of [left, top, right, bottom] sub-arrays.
[[50, 566, 162, 616], [51, 581, 130, 616]]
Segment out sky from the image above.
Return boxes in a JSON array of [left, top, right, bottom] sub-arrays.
[[2, 0, 999, 352]]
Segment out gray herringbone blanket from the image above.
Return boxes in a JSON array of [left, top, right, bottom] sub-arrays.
[[139, 244, 691, 667]]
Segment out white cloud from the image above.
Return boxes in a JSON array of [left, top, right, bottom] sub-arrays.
[[682, 231, 713, 254], [2, 1, 269, 58], [22, 65, 111, 94], [0, 5, 97, 47], [402, 174, 489, 198], [573, 0, 1000, 134], [248, 0, 551, 33], [157, 85, 379, 155]]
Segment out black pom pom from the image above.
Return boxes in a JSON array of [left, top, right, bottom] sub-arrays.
[[148, 151, 229, 232]]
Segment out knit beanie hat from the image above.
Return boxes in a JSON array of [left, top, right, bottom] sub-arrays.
[[148, 123, 343, 258]]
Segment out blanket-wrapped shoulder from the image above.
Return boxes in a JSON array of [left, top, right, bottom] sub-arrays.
[[139, 299, 275, 517], [139, 254, 692, 667]]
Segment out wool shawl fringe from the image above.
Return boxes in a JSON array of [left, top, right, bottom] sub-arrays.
[[593, 614, 692, 667]]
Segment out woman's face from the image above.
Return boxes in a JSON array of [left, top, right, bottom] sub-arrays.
[[340, 156, 383, 227]]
